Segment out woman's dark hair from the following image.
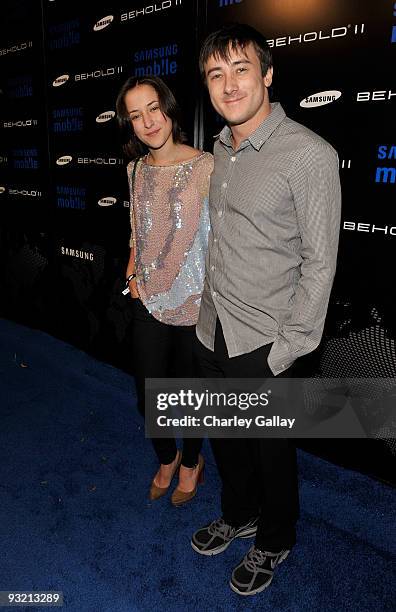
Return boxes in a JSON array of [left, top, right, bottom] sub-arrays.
[[116, 75, 185, 159], [199, 23, 273, 81]]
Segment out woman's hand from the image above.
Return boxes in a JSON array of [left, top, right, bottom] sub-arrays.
[[129, 278, 139, 299]]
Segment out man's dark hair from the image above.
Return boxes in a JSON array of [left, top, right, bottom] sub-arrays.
[[199, 23, 273, 81], [116, 75, 185, 159]]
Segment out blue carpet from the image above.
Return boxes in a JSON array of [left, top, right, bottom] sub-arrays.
[[0, 318, 395, 611]]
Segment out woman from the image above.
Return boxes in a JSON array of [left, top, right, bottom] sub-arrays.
[[116, 75, 213, 506]]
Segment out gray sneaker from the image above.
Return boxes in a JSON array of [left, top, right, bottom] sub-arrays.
[[230, 545, 290, 596], [191, 517, 258, 556]]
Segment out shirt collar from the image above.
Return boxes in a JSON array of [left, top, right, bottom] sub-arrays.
[[218, 102, 286, 151]]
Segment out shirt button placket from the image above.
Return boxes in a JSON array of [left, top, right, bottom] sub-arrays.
[[212, 154, 234, 304]]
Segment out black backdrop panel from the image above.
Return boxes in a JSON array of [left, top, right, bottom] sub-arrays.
[[0, 0, 49, 219], [44, 0, 198, 243]]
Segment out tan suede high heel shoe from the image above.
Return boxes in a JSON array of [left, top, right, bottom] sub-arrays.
[[149, 450, 182, 501], [171, 454, 205, 506]]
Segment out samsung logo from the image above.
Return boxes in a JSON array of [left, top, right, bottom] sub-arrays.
[[53, 74, 70, 87], [300, 90, 342, 108], [56, 155, 73, 165], [61, 247, 94, 260], [96, 110, 115, 123], [378, 145, 396, 160], [93, 15, 114, 31], [98, 196, 117, 206]]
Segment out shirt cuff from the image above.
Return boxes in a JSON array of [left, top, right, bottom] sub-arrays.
[[267, 334, 299, 376]]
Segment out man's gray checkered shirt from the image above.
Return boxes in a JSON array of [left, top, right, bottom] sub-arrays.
[[196, 102, 341, 375]]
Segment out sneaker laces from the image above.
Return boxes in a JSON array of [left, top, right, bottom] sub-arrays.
[[208, 518, 236, 540], [244, 547, 274, 572]]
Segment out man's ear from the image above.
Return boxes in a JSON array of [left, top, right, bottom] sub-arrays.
[[264, 66, 273, 88]]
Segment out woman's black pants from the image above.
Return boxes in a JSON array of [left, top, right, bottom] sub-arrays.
[[130, 298, 202, 468]]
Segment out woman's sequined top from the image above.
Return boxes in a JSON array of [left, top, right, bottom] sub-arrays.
[[127, 151, 213, 326]]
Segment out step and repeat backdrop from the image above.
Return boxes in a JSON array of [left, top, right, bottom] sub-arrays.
[[1, 0, 395, 482]]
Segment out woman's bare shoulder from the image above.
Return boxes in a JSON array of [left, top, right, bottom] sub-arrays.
[[178, 144, 201, 159]]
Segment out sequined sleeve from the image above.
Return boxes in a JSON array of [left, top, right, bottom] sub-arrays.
[[127, 160, 138, 249]]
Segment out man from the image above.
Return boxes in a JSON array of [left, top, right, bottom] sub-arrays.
[[191, 24, 341, 596]]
